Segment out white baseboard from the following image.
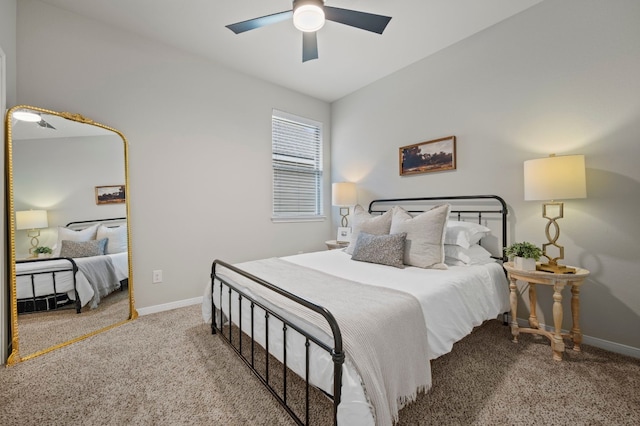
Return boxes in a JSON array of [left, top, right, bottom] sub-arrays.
[[509, 315, 639, 359], [136, 296, 203, 316]]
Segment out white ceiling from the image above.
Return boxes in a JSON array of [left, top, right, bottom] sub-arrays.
[[37, 0, 542, 103]]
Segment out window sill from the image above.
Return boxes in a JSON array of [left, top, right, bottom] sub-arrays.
[[271, 215, 326, 223]]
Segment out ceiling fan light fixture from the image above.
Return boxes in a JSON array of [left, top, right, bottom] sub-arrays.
[[293, 0, 325, 32], [13, 111, 41, 122]]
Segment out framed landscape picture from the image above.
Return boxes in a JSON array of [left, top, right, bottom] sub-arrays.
[[399, 136, 456, 176], [95, 185, 126, 205]]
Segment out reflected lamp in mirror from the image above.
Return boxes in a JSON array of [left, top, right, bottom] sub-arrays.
[[332, 182, 357, 227], [524, 154, 586, 274], [16, 209, 49, 257]]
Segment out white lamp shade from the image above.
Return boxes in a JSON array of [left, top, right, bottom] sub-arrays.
[[16, 210, 48, 230], [524, 155, 586, 201], [293, 1, 325, 32], [332, 182, 357, 206]]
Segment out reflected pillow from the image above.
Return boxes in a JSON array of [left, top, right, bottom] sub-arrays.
[[52, 224, 99, 257], [345, 205, 393, 255], [445, 221, 491, 248], [351, 232, 406, 268], [59, 238, 108, 258], [444, 244, 494, 265], [97, 224, 128, 254], [390, 204, 450, 269]]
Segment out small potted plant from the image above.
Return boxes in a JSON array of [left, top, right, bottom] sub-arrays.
[[504, 242, 542, 271], [34, 246, 53, 258]]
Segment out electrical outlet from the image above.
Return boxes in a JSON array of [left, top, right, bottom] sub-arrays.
[[152, 270, 163, 284]]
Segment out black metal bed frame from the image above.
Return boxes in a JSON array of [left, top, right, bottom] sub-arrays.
[[211, 259, 344, 426], [368, 194, 508, 261], [16, 257, 80, 314], [210, 195, 508, 426], [66, 216, 126, 228], [15, 217, 128, 315]]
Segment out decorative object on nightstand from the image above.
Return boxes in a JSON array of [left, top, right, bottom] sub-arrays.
[[33, 246, 53, 258], [504, 241, 542, 271], [332, 182, 357, 227], [524, 154, 586, 274], [16, 209, 49, 257], [504, 262, 590, 361]]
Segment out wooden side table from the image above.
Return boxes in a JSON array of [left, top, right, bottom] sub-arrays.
[[325, 240, 349, 250], [504, 262, 590, 361]]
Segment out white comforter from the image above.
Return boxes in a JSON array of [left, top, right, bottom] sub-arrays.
[[16, 252, 129, 309], [203, 249, 509, 426], [286, 250, 510, 360]]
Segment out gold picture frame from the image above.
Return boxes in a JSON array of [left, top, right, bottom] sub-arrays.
[[399, 136, 456, 176], [95, 185, 126, 205]]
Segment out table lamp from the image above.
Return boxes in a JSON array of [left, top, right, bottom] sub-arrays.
[[16, 209, 49, 257], [524, 154, 586, 273], [331, 182, 357, 227]]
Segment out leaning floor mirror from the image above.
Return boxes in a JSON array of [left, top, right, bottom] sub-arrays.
[[5, 105, 136, 365]]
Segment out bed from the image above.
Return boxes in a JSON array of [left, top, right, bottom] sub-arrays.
[[205, 195, 510, 426], [16, 217, 129, 314]]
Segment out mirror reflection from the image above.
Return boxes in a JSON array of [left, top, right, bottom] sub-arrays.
[[6, 106, 136, 364]]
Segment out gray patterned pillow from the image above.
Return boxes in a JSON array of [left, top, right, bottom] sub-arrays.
[[59, 238, 108, 258], [351, 232, 407, 268]]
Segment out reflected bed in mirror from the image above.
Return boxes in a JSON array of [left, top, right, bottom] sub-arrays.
[[5, 105, 136, 365]]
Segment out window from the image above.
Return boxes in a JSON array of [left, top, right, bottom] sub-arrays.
[[272, 110, 324, 221]]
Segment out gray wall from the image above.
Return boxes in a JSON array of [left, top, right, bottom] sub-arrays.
[[331, 0, 640, 352], [0, 0, 17, 365], [0, 0, 16, 106], [14, 0, 332, 310]]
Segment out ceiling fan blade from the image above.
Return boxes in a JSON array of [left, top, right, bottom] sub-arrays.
[[324, 6, 391, 34], [302, 32, 318, 62], [226, 10, 292, 34], [37, 119, 55, 130]]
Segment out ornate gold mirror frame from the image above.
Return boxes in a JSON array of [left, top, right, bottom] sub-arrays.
[[5, 105, 137, 365]]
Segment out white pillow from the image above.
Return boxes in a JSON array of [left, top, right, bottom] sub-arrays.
[[52, 224, 99, 257], [345, 205, 393, 255], [97, 224, 128, 254], [390, 204, 450, 269], [445, 221, 491, 248], [444, 244, 494, 265]]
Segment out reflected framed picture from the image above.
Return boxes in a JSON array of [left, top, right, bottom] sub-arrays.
[[399, 135, 456, 176], [337, 227, 352, 243], [95, 185, 126, 205]]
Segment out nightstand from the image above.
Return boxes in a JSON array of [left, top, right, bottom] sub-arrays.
[[504, 262, 590, 361], [325, 240, 349, 250]]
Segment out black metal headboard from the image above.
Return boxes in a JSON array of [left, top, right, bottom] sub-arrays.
[[368, 195, 508, 261], [66, 217, 126, 229]]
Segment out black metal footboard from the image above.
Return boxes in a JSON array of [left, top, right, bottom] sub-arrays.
[[16, 257, 81, 314], [211, 260, 344, 426]]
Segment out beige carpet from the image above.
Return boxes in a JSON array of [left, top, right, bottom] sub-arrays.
[[17, 289, 130, 357], [1, 304, 638, 425]]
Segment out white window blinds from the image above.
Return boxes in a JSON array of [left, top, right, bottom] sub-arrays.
[[272, 110, 323, 221]]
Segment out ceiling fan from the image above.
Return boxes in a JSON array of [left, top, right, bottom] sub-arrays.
[[226, 0, 392, 62], [13, 110, 56, 130], [36, 118, 56, 130]]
